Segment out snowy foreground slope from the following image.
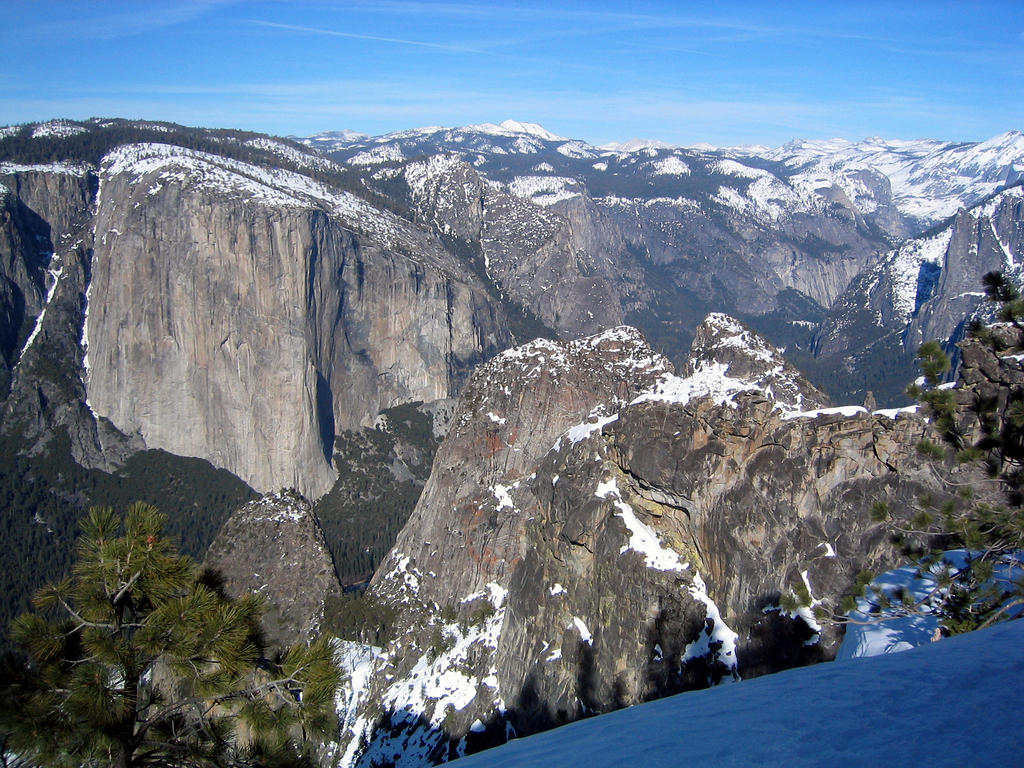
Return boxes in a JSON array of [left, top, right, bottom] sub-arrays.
[[450, 620, 1024, 767]]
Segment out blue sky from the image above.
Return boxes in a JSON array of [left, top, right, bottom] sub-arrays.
[[3, 0, 1022, 147]]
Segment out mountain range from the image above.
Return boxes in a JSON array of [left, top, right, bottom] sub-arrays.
[[1, 117, 1022, 766]]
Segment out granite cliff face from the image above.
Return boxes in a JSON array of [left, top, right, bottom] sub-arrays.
[[331, 316, 954, 766], [0, 125, 520, 502], [83, 144, 511, 498], [0, 163, 139, 470]]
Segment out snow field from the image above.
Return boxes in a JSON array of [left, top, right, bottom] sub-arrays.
[[449, 618, 1024, 768]]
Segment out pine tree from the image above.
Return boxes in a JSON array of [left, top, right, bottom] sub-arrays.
[[0, 502, 340, 768]]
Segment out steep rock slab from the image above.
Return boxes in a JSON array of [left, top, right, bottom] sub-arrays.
[[205, 489, 341, 647], [85, 144, 510, 498]]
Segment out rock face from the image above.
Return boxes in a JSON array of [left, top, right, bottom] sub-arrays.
[[0, 163, 139, 469], [331, 316, 958, 766], [82, 144, 511, 498], [403, 153, 633, 338], [375, 326, 673, 608], [205, 489, 342, 647]]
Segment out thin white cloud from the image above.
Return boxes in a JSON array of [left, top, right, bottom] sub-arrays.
[[248, 19, 485, 53], [31, 0, 237, 41]]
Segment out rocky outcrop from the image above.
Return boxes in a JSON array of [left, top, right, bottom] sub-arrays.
[[332, 316, 959, 766], [373, 326, 673, 608], [205, 489, 342, 647]]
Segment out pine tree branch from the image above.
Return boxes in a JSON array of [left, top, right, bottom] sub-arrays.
[[112, 569, 144, 606], [978, 598, 1024, 629], [56, 594, 122, 632]]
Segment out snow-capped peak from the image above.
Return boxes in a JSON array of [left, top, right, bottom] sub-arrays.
[[600, 138, 674, 153], [464, 120, 565, 142]]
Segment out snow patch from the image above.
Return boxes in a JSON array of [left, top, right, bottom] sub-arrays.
[[648, 156, 690, 176], [570, 616, 593, 645], [682, 572, 739, 679], [451, 619, 1024, 768], [348, 144, 405, 165], [507, 175, 581, 206]]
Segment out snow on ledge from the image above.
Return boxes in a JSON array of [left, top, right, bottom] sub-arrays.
[[595, 476, 689, 573], [783, 405, 868, 420]]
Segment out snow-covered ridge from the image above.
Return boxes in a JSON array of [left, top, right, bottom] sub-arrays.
[[243, 136, 338, 173], [599, 138, 674, 153], [100, 143, 423, 251], [632, 313, 818, 415], [555, 140, 597, 160], [647, 156, 690, 176], [633, 361, 767, 410], [0, 161, 94, 176], [712, 167, 821, 223], [300, 129, 369, 146], [770, 130, 1024, 228], [404, 153, 469, 199], [30, 120, 88, 139], [348, 144, 405, 166], [466, 119, 565, 142], [493, 326, 670, 384], [707, 158, 763, 179], [698, 312, 777, 364]]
